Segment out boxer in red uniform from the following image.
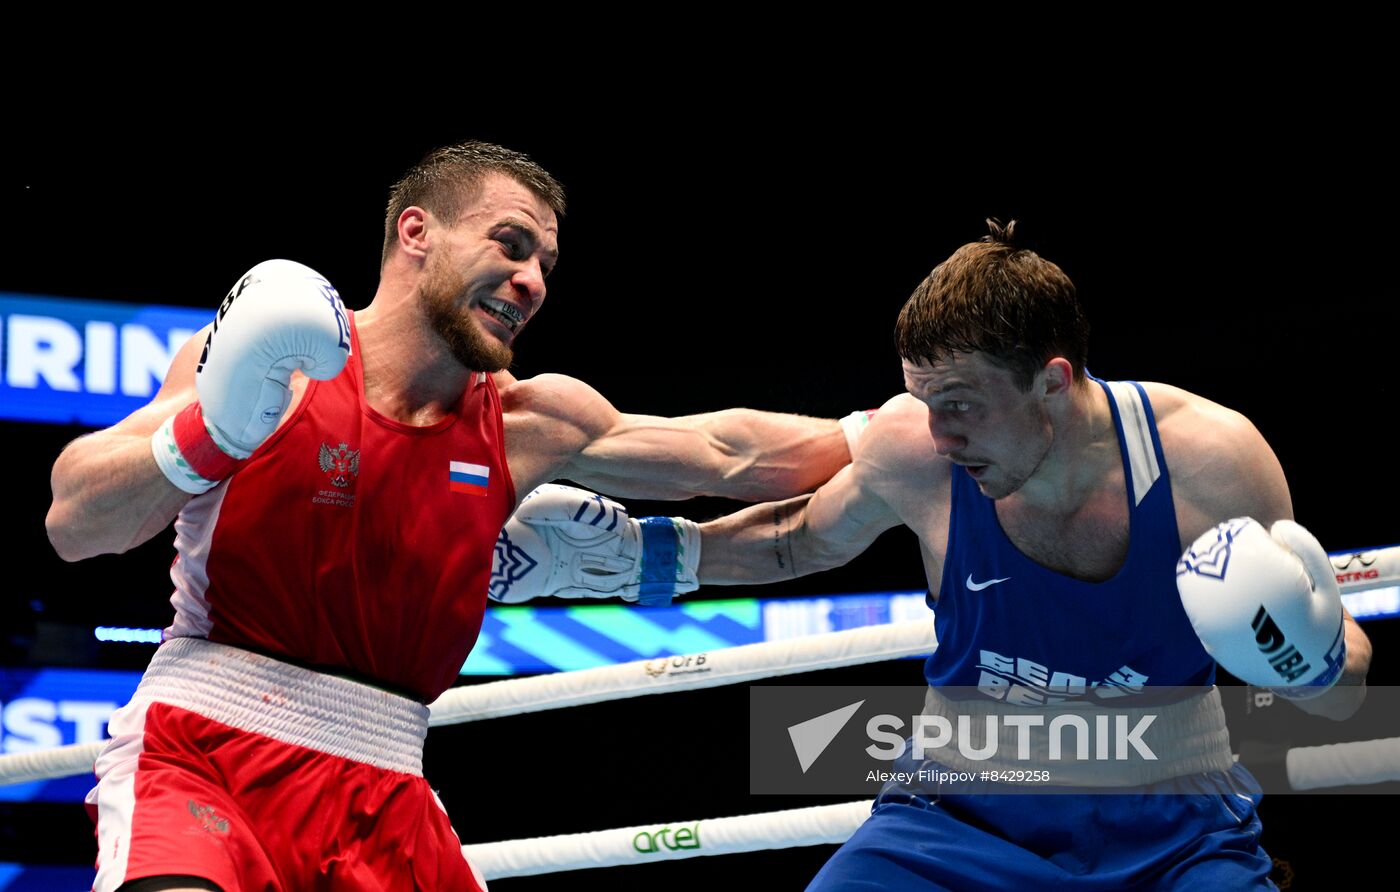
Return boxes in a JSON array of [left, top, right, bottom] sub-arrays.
[[45, 143, 852, 892]]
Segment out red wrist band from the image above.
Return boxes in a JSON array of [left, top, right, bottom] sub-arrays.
[[171, 402, 244, 482]]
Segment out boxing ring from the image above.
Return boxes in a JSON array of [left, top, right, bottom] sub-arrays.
[[3, 551, 1399, 881]]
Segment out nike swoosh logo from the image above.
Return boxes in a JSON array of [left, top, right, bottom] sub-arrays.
[[966, 575, 1011, 592]]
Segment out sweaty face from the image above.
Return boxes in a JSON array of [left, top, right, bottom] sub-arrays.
[[416, 173, 560, 373], [902, 353, 1054, 499]]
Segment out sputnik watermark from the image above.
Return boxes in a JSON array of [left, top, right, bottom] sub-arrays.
[[749, 686, 1249, 795], [865, 768, 1051, 784], [863, 712, 1158, 762], [754, 685, 1400, 795]]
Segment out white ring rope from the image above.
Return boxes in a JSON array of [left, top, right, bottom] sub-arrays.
[[429, 618, 937, 726], [0, 620, 937, 786], [462, 800, 873, 879], [1287, 736, 1400, 790], [1333, 543, 1400, 593], [461, 730, 1400, 878], [0, 743, 104, 787]]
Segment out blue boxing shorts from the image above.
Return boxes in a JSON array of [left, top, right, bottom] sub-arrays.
[[807, 763, 1274, 891]]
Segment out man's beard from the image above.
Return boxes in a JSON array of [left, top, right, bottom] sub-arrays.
[[418, 269, 514, 373], [981, 402, 1054, 500]]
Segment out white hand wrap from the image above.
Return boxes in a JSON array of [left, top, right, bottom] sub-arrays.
[[839, 409, 877, 458], [196, 259, 352, 458], [1177, 518, 1347, 699], [489, 484, 701, 606]]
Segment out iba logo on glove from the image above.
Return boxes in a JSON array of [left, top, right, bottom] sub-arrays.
[[1250, 606, 1314, 684]]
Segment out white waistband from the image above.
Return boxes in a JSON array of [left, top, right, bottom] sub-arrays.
[[133, 637, 429, 775], [920, 686, 1234, 787]]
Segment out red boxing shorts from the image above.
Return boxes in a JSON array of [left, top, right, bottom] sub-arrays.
[[87, 638, 487, 891]]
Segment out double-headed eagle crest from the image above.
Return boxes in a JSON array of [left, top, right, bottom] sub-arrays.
[[318, 442, 360, 488]]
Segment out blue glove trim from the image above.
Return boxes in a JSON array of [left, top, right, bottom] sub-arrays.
[[637, 517, 679, 607], [1273, 621, 1348, 700]]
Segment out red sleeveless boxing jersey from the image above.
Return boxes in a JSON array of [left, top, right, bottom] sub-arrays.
[[165, 315, 515, 702]]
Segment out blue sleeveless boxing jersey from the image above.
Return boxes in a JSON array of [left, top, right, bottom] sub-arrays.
[[810, 380, 1274, 892], [926, 378, 1216, 697]]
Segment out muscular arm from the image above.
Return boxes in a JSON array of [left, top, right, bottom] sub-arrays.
[[572, 408, 850, 500], [46, 328, 206, 561], [698, 437, 905, 585], [1160, 384, 1372, 719], [501, 373, 850, 502]]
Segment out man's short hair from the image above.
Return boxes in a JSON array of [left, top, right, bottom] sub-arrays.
[[894, 220, 1089, 390], [381, 141, 566, 267]]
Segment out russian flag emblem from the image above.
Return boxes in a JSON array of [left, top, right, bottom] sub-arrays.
[[449, 461, 490, 496]]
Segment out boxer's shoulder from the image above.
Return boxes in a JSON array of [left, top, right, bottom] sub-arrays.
[[859, 396, 950, 473], [1138, 382, 1289, 543], [1139, 382, 1263, 464], [499, 373, 606, 423], [498, 374, 614, 493], [852, 394, 952, 519]]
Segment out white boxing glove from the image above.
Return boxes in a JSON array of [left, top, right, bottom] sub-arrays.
[[1176, 517, 1347, 699], [197, 259, 352, 456], [153, 260, 352, 493], [489, 484, 701, 606]]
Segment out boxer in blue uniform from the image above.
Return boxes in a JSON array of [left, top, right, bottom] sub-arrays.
[[680, 221, 1372, 889], [502, 221, 1372, 888], [794, 373, 1271, 890]]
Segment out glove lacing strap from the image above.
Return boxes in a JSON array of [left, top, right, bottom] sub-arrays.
[[637, 517, 682, 606]]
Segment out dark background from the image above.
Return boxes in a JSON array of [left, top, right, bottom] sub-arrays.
[[1, 84, 1395, 889]]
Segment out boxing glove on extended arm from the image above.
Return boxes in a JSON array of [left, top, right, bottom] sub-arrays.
[[489, 484, 701, 606]]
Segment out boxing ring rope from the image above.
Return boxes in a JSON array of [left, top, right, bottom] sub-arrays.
[[0, 620, 938, 785], [462, 800, 875, 879], [429, 615, 938, 725], [2, 545, 1398, 879], [1286, 737, 1400, 790], [458, 731, 1400, 879]]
